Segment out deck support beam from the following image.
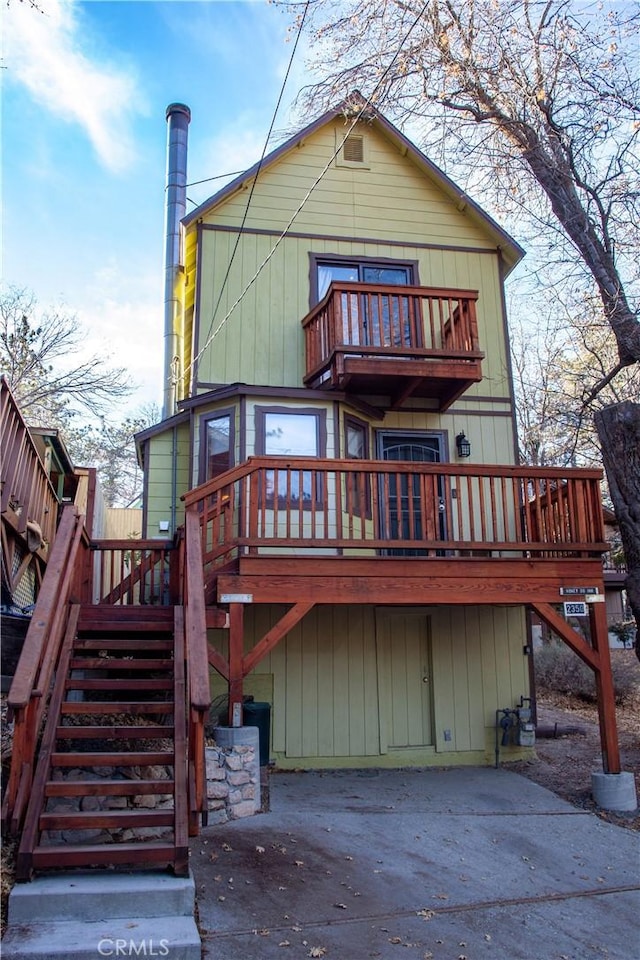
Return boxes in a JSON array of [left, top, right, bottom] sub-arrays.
[[242, 602, 315, 676], [531, 601, 620, 775], [228, 603, 244, 726]]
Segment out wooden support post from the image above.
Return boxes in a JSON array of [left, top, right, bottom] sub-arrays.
[[228, 603, 244, 727], [589, 600, 621, 774]]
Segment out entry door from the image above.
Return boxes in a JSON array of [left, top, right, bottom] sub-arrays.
[[378, 434, 444, 555], [377, 612, 433, 749]]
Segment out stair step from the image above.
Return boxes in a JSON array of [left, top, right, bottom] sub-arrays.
[[77, 616, 173, 632], [73, 638, 173, 650], [40, 809, 175, 830], [45, 779, 176, 797], [30, 841, 186, 869], [55, 725, 173, 739], [7, 870, 196, 922], [69, 657, 173, 670], [61, 701, 174, 716], [51, 751, 174, 767], [1, 915, 201, 960], [65, 678, 173, 690]]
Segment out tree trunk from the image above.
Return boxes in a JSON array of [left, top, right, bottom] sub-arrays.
[[594, 401, 640, 661]]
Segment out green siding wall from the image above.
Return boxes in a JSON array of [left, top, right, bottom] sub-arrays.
[[144, 421, 190, 537], [186, 117, 512, 405], [207, 603, 529, 768]]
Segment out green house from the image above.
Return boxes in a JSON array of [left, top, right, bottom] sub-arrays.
[[136, 96, 609, 770]]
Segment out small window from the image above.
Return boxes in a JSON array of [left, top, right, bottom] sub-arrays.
[[345, 416, 371, 518], [199, 409, 234, 484]]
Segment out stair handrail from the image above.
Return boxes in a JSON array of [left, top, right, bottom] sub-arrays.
[[183, 507, 212, 827], [3, 503, 85, 830]]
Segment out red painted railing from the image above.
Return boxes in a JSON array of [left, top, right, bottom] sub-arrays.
[[302, 282, 482, 384], [183, 458, 607, 589], [1, 376, 59, 555]]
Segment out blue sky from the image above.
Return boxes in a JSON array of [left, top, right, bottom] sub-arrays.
[[2, 0, 308, 415]]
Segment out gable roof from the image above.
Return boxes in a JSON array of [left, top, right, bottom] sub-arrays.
[[183, 94, 525, 274]]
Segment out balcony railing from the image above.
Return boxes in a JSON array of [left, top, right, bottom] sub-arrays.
[[183, 458, 607, 585], [302, 283, 484, 408]]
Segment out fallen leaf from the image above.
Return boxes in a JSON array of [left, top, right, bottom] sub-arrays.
[[222, 842, 233, 852], [294, 860, 305, 867], [334, 903, 347, 910], [308, 948, 326, 958], [345, 855, 353, 861], [209, 852, 218, 862], [417, 909, 435, 921], [255, 845, 265, 854], [484, 934, 492, 941], [217, 896, 225, 902], [433, 893, 449, 900], [258, 928, 270, 937], [279, 941, 291, 948], [388, 937, 403, 944]]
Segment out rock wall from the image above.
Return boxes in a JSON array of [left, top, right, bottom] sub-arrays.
[[205, 726, 260, 824]]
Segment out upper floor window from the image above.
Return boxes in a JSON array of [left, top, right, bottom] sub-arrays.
[[315, 259, 414, 301], [310, 255, 418, 348], [200, 409, 234, 484]]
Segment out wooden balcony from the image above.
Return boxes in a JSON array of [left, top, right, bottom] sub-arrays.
[[302, 283, 484, 409], [183, 457, 608, 606]]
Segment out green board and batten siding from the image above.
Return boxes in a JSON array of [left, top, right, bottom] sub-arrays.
[[207, 603, 528, 767], [189, 118, 512, 404], [144, 420, 190, 537]]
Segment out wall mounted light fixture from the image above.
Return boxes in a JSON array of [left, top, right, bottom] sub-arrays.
[[456, 431, 471, 458]]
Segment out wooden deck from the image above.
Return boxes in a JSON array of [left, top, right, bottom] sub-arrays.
[[302, 283, 483, 409], [182, 456, 608, 604]]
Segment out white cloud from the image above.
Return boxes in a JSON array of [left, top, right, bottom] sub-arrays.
[[4, 0, 144, 173]]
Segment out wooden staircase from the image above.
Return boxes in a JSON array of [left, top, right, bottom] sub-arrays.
[[15, 604, 189, 881]]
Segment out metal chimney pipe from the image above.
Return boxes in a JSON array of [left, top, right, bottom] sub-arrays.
[[163, 102, 191, 419]]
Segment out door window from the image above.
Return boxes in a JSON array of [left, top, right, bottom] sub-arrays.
[[378, 433, 445, 555]]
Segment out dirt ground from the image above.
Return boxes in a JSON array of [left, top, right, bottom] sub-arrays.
[[508, 688, 640, 832]]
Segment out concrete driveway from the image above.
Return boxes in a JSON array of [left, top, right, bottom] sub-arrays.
[[190, 767, 640, 960]]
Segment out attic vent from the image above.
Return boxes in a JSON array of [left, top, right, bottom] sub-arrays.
[[343, 135, 364, 163]]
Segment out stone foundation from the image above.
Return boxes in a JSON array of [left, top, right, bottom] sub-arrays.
[[205, 726, 260, 824]]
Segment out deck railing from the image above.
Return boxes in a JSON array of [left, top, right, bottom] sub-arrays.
[[302, 282, 482, 383], [86, 538, 176, 605], [1, 376, 59, 555], [183, 458, 607, 585]]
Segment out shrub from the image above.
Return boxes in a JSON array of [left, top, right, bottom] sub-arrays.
[[534, 643, 638, 705]]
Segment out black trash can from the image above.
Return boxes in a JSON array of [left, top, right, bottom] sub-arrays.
[[242, 701, 271, 766]]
